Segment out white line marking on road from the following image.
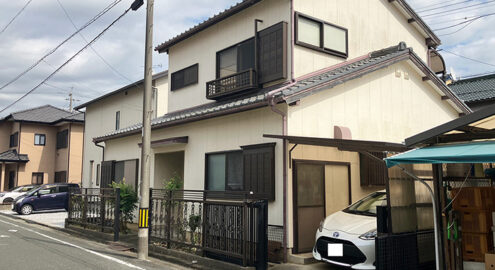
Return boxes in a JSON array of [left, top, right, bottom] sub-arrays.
[[0, 235, 9, 238], [0, 218, 145, 270], [8, 229, 17, 232]]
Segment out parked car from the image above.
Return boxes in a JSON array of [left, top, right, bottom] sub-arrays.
[[0, 185, 40, 204], [313, 191, 386, 269], [12, 183, 79, 215]]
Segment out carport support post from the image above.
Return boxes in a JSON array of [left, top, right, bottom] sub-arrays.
[[399, 166, 440, 270], [0, 162, 5, 192]]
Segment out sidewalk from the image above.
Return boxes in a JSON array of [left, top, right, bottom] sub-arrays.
[[0, 209, 67, 228]]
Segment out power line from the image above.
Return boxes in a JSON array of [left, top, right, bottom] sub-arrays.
[[434, 12, 495, 31], [422, 0, 495, 18], [440, 49, 495, 68], [0, 0, 122, 92], [438, 20, 478, 35], [418, 0, 474, 13], [0, 5, 133, 114], [415, 0, 468, 11], [55, 0, 134, 83], [0, 0, 33, 36]]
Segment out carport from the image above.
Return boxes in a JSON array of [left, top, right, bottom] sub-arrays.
[[384, 105, 495, 270]]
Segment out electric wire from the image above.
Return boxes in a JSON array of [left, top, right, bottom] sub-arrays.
[[0, 0, 33, 36], [55, 0, 134, 83], [0, 6, 132, 114], [422, 0, 495, 18], [415, 0, 470, 11], [417, 0, 474, 13], [433, 12, 495, 31], [0, 0, 122, 92], [440, 49, 495, 68]]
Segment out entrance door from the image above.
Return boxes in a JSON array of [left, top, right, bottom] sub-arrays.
[[8, 171, 15, 190], [293, 163, 325, 253]]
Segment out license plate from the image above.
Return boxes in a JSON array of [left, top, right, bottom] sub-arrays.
[[327, 243, 343, 257]]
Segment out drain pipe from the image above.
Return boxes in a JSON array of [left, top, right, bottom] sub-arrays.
[[397, 165, 440, 270]]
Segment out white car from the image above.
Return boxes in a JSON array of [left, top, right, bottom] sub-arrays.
[[0, 185, 39, 204], [313, 191, 387, 269]]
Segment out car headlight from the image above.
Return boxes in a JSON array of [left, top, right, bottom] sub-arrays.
[[318, 220, 324, 232], [359, 229, 377, 240]]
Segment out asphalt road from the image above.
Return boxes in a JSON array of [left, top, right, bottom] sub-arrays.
[[0, 215, 190, 270]]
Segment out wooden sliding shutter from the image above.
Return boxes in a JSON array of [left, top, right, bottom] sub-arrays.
[[100, 160, 115, 188], [242, 143, 276, 200], [258, 22, 287, 84], [359, 152, 388, 186]]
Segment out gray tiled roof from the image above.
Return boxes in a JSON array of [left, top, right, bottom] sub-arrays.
[[449, 74, 495, 103], [3, 105, 84, 124], [94, 43, 467, 142], [0, 150, 29, 162]]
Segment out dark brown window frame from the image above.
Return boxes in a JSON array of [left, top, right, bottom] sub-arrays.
[[115, 111, 120, 130], [295, 12, 348, 59], [215, 37, 255, 79], [205, 150, 244, 192], [34, 134, 46, 146], [9, 132, 18, 148], [54, 171, 67, 183], [56, 129, 68, 149], [171, 63, 199, 91], [32, 172, 44, 185]]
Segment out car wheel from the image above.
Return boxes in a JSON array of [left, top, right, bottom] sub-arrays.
[[3, 197, 13, 203], [20, 204, 33, 215]]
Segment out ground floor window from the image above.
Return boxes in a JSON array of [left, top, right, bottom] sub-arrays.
[[54, 171, 67, 183], [206, 151, 243, 191], [32, 172, 44, 185]]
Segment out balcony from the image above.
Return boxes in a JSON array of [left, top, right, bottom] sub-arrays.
[[206, 69, 257, 99]]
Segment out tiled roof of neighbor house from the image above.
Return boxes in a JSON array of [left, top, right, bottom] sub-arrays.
[[94, 42, 468, 143], [155, 0, 440, 53], [0, 150, 29, 163], [74, 70, 168, 110], [2, 105, 84, 124], [449, 74, 495, 103]]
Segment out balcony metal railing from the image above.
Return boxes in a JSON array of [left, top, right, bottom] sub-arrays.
[[206, 69, 257, 99]]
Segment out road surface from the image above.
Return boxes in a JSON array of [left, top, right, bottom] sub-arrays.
[[0, 215, 190, 270]]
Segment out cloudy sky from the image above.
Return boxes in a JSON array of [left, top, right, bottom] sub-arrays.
[[0, 0, 494, 116]]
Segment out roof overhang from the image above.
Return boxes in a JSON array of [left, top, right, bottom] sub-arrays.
[[263, 134, 409, 152], [138, 136, 188, 148], [386, 141, 495, 168], [405, 105, 495, 147]]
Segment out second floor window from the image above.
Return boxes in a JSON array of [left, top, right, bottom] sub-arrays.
[[32, 173, 44, 185], [56, 129, 68, 149], [116, 111, 120, 130], [55, 171, 67, 183], [171, 64, 199, 91], [217, 38, 255, 78], [9, 132, 18, 148], [296, 13, 348, 58], [34, 134, 46, 146]]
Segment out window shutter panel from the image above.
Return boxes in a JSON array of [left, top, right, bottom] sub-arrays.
[[242, 143, 276, 200], [359, 152, 388, 186], [100, 160, 115, 188], [258, 22, 287, 84]]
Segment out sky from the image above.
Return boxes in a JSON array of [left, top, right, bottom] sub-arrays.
[[0, 0, 494, 115]]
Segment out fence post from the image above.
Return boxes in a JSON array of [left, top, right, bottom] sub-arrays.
[[66, 188, 73, 228], [100, 189, 105, 232], [201, 192, 207, 256], [166, 190, 172, 249], [256, 200, 268, 270], [148, 188, 153, 243], [114, 187, 120, 242], [82, 190, 88, 229], [243, 201, 248, 267]]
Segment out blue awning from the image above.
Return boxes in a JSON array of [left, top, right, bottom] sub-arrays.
[[385, 141, 495, 168]]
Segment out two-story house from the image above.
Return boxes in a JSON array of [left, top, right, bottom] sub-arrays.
[[86, 0, 470, 261], [0, 105, 84, 191], [75, 70, 168, 191]]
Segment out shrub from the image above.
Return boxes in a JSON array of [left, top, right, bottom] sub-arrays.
[[110, 180, 138, 233]]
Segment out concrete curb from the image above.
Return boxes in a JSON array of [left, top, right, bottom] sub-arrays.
[[0, 212, 254, 270]]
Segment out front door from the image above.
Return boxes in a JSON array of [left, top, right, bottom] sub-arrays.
[[8, 171, 15, 190], [293, 162, 325, 254]]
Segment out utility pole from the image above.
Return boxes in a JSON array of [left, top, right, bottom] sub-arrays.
[[137, 0, 153, 260], [65, 87, 79, 112]]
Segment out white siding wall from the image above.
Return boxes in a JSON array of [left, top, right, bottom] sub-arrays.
[[167, 0, 291, 112], [293, 0, 429, 78], [104, 106, 285, 225], [81, 75, 168, 188]]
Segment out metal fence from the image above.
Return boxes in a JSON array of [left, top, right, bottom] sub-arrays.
[[149, 189, 268, 269], [66, 188, 121, 241]]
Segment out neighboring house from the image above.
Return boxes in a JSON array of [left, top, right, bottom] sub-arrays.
[[75, 71, 168, 190], [449, 73, 495, 111], [84, 0, 470, 259], [0, 105, 84, 191]]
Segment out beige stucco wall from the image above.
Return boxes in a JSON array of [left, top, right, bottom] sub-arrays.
[[81, 75, 168, 188], [288, 61, 458, 142], [0, 122, 12, 153], [104, 106, 285, 225], [17, 123, 56, 186], [293, 0, 430, 78], [68, 124, 84, 184], [167, 0, 291, 112]]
